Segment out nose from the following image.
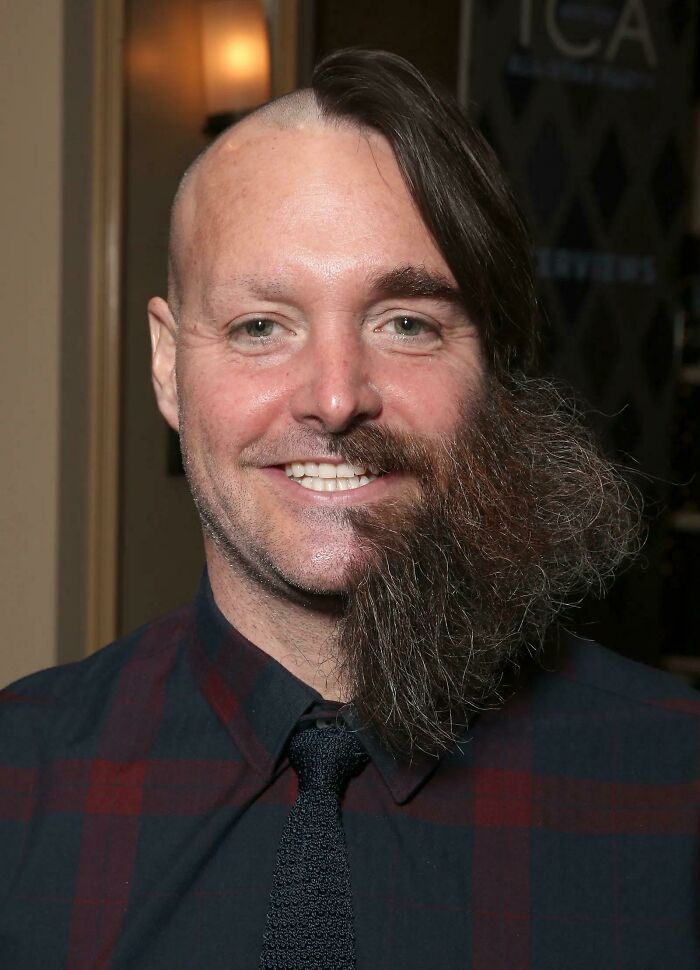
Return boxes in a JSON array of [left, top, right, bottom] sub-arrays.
[[289, 324, 382, 434]]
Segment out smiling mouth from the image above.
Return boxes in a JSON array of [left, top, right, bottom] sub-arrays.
[[283, 461, 381, 492]]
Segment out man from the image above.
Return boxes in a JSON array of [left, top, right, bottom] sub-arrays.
[[1, 49, 697, 969]]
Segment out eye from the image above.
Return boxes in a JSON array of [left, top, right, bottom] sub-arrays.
[[228, 317, 289, 346], [384, 315, 435, 338], [243, 318, 276, 338], [394, 316, 423, 336]]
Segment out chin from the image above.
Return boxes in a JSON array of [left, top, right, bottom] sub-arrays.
[[275, 561, 353, 596], [290, 576, 350, 597], [268, 544, 361, 597]]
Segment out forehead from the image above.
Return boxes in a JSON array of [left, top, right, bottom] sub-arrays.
[[174, 122, 453, 297]]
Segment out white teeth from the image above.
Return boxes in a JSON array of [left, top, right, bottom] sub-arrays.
[[283, 460, 381, 491], [284, 461, 374, 480], [291, 474, 376, 492]]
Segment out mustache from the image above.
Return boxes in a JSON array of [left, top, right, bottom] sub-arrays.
[[237, 423, 437, 477], [328, 424, 440, 480]]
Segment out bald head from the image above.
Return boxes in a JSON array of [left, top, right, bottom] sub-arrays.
[[168, 89, 334, 320]]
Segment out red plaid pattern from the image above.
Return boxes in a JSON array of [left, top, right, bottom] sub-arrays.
[[0, 574, 698, 968]]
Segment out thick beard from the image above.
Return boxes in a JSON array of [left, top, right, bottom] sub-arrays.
[[332, 374, 643, 761]]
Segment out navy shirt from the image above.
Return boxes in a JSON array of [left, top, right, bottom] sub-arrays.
[[1, 574, 698, 968]]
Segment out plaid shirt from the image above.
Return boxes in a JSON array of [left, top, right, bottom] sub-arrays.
[[1, 574, 698, 969]]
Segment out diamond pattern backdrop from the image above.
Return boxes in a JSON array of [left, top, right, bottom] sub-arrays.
[[465, 0, 697, 662]]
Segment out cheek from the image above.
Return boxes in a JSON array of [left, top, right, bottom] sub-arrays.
[[380, 360, 482, 435], [181, 359, 294, 452]]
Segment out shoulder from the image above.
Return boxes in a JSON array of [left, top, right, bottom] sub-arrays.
[[0, 603, 195, 759], [512, 634, 700, 783], [549, 634, 700, 719]]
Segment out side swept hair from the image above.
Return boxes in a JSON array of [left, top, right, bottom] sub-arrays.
[[312, 49, 537, 374]]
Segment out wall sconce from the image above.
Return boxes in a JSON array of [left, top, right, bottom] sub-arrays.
[[201, 0, 271, 137]]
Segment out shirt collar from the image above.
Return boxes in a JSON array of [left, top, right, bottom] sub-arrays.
[[189, 571, 441, 804]]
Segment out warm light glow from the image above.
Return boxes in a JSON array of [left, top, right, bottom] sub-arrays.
[[201, 0, 271, 116], [224, 39, 258, 74]]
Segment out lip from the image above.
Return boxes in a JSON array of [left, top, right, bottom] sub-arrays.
[[272, 457, 367, 467], [260, 465, 399, 504]]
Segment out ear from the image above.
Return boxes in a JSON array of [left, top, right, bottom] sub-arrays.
[[148, 296, 179, 431]]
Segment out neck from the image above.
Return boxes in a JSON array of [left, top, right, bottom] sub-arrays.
[[205, 548, 348, 701]]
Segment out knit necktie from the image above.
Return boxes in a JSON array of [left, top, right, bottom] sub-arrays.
[[259, 724, 369, 970]]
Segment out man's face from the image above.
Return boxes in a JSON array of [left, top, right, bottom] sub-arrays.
[[151, 121, 483, 594]]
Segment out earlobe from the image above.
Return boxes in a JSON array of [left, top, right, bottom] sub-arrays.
[[148, 296, 179, 432]]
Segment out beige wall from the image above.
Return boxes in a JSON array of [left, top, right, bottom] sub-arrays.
[[0, 0, 64, 684], [119, 0, 208, 634]]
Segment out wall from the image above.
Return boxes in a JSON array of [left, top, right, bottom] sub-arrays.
[[119, 0, 208, 635], [57, 0, 95, 664], [0, 0, 64, 684]]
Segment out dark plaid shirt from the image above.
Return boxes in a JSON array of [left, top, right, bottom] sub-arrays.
[[1, 574, 698, 969]]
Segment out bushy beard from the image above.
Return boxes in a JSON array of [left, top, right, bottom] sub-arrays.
[[331, 374, 643, 760]]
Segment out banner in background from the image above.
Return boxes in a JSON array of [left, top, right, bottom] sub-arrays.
[[465, 0, 697, 660], [467, 0, 695, 473]]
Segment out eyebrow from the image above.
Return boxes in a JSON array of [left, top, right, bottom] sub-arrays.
[[367, 266, 465, 309], [204, 266, 466, 313]]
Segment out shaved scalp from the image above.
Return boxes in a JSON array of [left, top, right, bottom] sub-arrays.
[[167, 89, 325, 320]]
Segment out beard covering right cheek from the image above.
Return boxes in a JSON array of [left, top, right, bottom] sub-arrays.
[[335, 375, 643, 761]]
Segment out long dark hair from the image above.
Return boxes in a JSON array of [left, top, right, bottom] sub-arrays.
[[312, 49, 537, 375]]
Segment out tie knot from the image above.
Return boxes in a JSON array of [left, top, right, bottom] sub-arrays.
[[288, 725, 368, 794]]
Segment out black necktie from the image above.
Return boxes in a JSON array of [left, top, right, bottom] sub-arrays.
[[259, 724, 369, 970]]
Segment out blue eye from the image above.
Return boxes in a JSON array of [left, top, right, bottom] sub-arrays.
[[391, 316, 427, 337]]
